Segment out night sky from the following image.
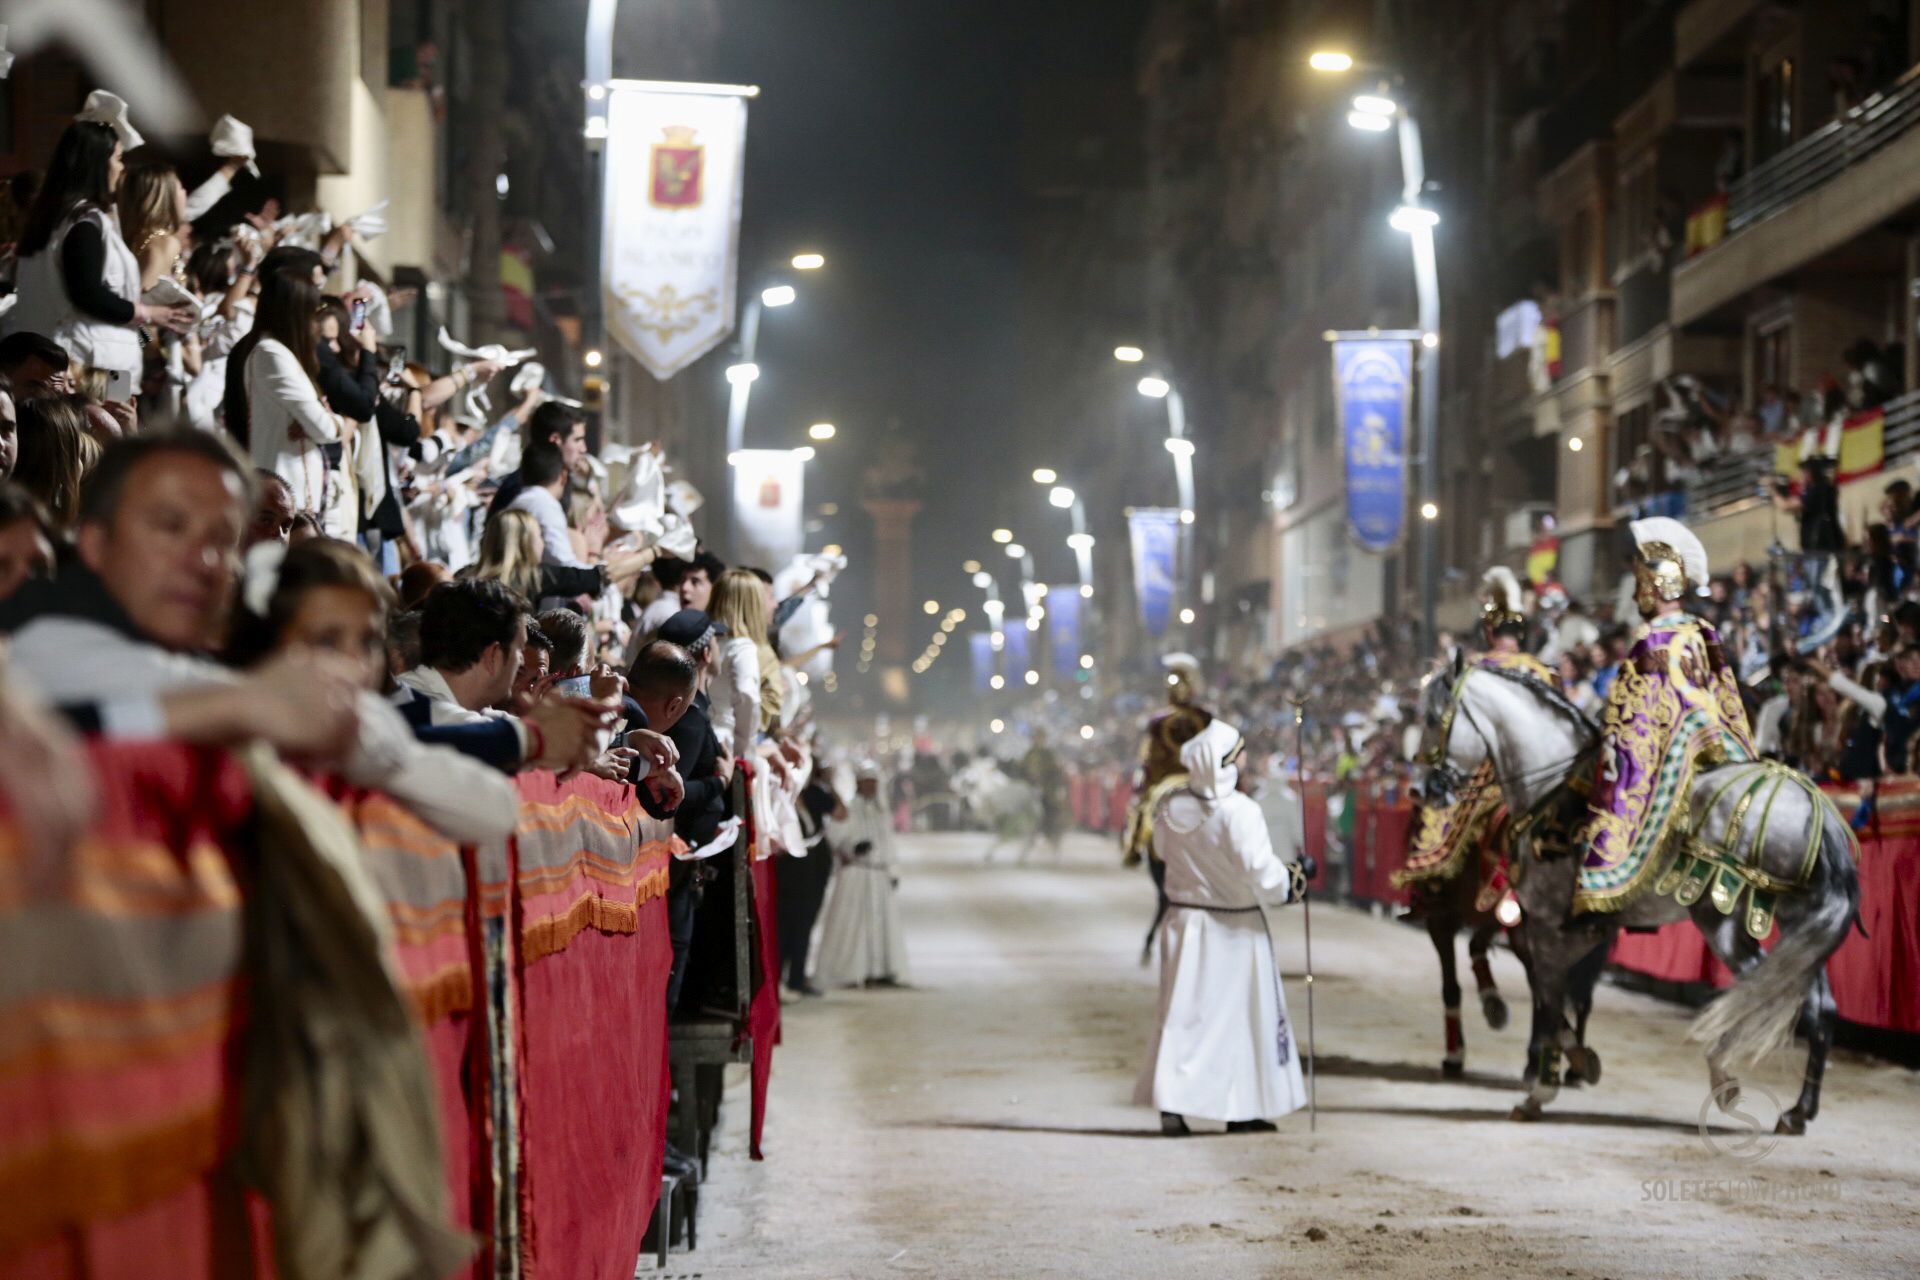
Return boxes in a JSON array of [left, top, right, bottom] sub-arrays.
[[685, 0, 1151, 697]]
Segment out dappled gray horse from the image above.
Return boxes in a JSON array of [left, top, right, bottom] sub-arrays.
[[1418, 650, 1860, 1133]]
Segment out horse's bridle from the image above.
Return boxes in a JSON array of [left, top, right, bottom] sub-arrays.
[[1424, 666, 1599, 805]]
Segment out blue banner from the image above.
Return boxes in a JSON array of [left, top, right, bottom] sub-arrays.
[[1046, 585, 1082, 678], [1127, 508, 1181, 639], [1333, 338, 1412, 553], [969, 632, 995, 692], [1002, 621, 1031, 678]]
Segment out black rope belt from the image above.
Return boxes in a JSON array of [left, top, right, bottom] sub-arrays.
[[1165, 899, 1267, 914]]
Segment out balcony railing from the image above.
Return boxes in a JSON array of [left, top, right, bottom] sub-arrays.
[[1690, 388, 1920, 516], [1727, 64, 1920, 235]]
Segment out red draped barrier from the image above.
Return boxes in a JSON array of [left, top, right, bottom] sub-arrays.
[[1606, 783, 1920, 1035], [507, 770, 673, 1280], [1350, 795, 1412, 907], [0, 744, 255, 1278], [1301, 783, 1328, 893], [2, 747, 677, 1279], [747, 857, 781, 1160]]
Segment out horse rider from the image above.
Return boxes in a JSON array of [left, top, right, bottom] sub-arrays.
[[1572, 516, 1756, 917]]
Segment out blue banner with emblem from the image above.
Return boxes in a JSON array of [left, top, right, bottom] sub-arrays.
[[1333, 338, 1412, 553], [1046, 585, 1082, 678], [1002, 621, 1031, 679], [969, 632, 995, 692], [1127, 507, 1181, 638]]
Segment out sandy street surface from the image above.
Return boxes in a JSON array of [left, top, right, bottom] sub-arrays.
[[666, 832, 1920, 1279]]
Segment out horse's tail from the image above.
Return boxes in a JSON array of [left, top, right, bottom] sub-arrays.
[[1688, 803, 1860, 1067]]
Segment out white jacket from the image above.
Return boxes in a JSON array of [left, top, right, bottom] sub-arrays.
[[9, 206, 142, 384], [245, 336, 341, 516]]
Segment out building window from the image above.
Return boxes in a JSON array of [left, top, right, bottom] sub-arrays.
[[1756, 58, 1795, 164], [1611, 403, 1652, 508], [1755, 320, 1791, 398]]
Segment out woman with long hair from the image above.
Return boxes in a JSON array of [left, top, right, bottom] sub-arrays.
[[10, 120, 193, 395], [470, 507, 604, 599], [707, 566, 770, 759], [12, 393, 100, 530], [115, 153, 187, 291], [226, 261, 344, 521], [225, 537, 518, 841]]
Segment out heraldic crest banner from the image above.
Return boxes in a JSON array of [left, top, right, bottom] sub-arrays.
[[602, 86, 749, 379]]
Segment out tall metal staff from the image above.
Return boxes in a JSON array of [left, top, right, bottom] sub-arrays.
[[1289, 690, 1317, 1132]]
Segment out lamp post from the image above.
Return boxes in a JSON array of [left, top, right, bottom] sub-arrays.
[[1313, 55, 1443, 656], [1127, 359, 1200, 632]]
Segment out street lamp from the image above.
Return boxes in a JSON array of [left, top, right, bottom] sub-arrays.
[[1048, 485, 1075, 509], [809, 422, 836, 440], [1137, 375, 1170, 398], [1032, 467, 1057, 484], [761, 284, 797, 308], [1313, 52, 1444, 658], [1114, 345, 1145, 363], [791, 252, 826, 270]]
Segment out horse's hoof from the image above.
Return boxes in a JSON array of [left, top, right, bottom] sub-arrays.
[[1566, 1047, 1602, 1088], [1441, 1058, 1465, 1080], [1481, 991, 1509, 1031], [1509, 1098, 1543, 1122], [1774, 1109, 1807, 1136]]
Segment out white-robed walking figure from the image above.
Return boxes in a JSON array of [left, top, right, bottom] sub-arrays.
[[815, 762, 911, 988], [1135, 719, 1310, 1135]]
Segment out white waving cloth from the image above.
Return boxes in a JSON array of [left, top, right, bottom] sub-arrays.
[[814, 793, 909, 988], [1134, 718, 1306, 1124]]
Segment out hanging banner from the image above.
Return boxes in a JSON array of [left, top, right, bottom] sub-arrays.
[[730, 449, 804, 571], [1002, 621, 1031, 680], [969, 632, 995, 693], [1127, 508, 1181, 639], [1331, 337, 1413, 553], [1046, 585, 1083, 678], [602, 85, 748, 379]]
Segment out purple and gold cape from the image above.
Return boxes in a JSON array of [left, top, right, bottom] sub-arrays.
[[1574, 614, 1754, 913]]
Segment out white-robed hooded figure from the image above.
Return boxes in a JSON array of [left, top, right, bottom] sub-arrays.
[[1135, 719, 1309, 1134], [814, 761, 911, 988]]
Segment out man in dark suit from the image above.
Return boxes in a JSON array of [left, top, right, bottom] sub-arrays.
[[647, 609, 735, 1012]]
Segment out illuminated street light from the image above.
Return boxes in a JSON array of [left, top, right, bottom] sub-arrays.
[[809, 422, 836, 440], [1420, 501, 1440, 520], [1032, 467, 1057, 484], [1308, 50, 1354, 72], [1079, 654, 1095, 669], [1048, 486, 1076, 509], [923, 599, 940, 614], [1079, 725, 1095, 741], [583, 348, 604, 369], [1024, 670, 1040, 686], [990, 718, 1005, 733], [1347, 110, 1393, 132], [1164, 437, 1195, 459], [761, 284, 797, 307], [1353, 93, 1399, 117], [1568, 436, 1584, 453], [725, 362, 760, 386], [1079, 584, 1093, 598], [1389, 204, 1441, 232], [1179, 607, 1197, 625], [1179, 508, 1196, 525], [1114, 345, 1145, 363], [990, 675, 1005, 691], [1137, 375, 1171, 399], [791, 252, 826, 270], [992, 528, 1014, 544], [972, 571, 993, 589], [1005, 543, 1026, 559], [1066, 532, 1094, 552]]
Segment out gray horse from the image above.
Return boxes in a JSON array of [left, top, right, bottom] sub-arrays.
[[1417, 649, 1860, 1133]]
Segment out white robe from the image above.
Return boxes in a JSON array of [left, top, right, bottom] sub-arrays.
[[1134, 727, 1306, 1123], [814, 795, 909, 986]]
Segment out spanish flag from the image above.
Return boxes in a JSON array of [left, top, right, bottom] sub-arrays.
[[1837, 407, 1886, 484]]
